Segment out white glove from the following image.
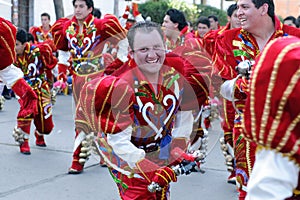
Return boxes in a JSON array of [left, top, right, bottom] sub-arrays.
[[116, 38, 129, 63]]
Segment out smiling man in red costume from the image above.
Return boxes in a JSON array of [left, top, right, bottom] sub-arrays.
[[213, 0, 300, 199], [75, 21, 208, 199]]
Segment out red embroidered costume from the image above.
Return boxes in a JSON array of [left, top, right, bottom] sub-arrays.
[[13, 39, 57, 154], [52, 12, 126, 173], [75, 50, 208, 199], [0, 18, 38, 125], [213, 16, 300, 199], [30, 20, 57, 87], [243, 36, 300, 200]]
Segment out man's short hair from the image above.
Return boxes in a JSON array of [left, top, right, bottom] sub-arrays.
[[227, 3, 238, 17], [27, 33, 35, 43], [127, 21, 164, 50], [72, 0, 94, 10], [93, 8, 101, 19], [41, 12, 50, 20], [196, 16, 210, 29], [251, 0, 275, 22], [16, 28, 28, 44], [166, 8, 188, 31], [284, 16, 297, 26], [208, 15, 218, 22]]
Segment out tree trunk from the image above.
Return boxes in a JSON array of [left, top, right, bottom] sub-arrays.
[[53, 0, 64, 20], [114, 0, 119, 17], [220, 0, 223, 11]]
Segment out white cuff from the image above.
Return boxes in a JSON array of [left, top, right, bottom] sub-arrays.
[[116, 38, 129, 63], [246, 149, 299, 200], [107, 126, 145, 168], [220, 79, 236, 101], [172, 110, 193, 139], [134, 14, 144, 23], [0, 64, 24, 88], [58, 50, 70, 66]]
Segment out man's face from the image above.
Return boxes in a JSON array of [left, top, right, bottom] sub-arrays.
[[237, 0, 263, 32], [131, 30, 166, 77], [229, 9, 241, 29], [41, 16, 50, 27], [74, 0, 93, 21], [197, 23, 209, 37], [208, 18, 218, 30], [15, 40, 25, 56], [162, 15, 178, 39]]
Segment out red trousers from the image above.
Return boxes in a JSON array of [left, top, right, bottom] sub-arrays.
[[222, 98, 235, 146], [233, 113, 256, 200], [109, 168, 170, 200], [17, 81, 53, 134]]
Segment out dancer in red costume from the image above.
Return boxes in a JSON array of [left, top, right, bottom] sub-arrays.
[[202, 3, 241, 184], [213, 0, 300, 199], [30, 13, 57, 89], [243, 36, 300, 200], [30, 13, 54, 43], [161, 9, 213, 166], [12, 28, 57, 154], [51, 0, 127, 174], [75, 21, 208, 200], [0, 17, 38, 133], [162, 8, 190, 52]]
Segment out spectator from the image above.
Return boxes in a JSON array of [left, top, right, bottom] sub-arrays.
[[283, 16, 298, 28], [92, 8, 101, 19], [208, 15, 220, 30], [195, 16, 210, 38]]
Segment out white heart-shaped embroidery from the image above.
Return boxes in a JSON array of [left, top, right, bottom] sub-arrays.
[[141, 94, 176, 140]]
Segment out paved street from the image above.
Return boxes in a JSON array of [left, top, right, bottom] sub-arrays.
[[0, 95, 238, 200]]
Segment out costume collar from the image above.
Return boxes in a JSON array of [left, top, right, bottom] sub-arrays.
[[71, 14, 94, 28]]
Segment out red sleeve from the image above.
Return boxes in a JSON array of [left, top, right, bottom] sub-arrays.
[[182, 58, 209, 110], [234, 77, 248, 100], [243, 36, 300, 164], [166, 53, 209, 111], [183, 38, 204, 51], [75, 75, 134, 134], [29, 26, 39, 42], [212, 29, 240, 80], [52, 17, 70, 51], [0, 17, 17, 70], [35, 42, 58, 69], [283, 24, 300, 38], [96, 14, 127, 45], [104, 57, 125, 75], [202, 30, 217, 56]]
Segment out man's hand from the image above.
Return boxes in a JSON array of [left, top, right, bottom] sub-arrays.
[[235, 60, 254, 79], [51, 80, 67, 105]]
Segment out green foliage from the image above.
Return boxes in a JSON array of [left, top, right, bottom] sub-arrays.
[[139, 0, 227, 26], [196, 4, 228, 26], [277, 15, 283, 22], [139, 1, 170, 24], [167, 0, 198, 23]]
